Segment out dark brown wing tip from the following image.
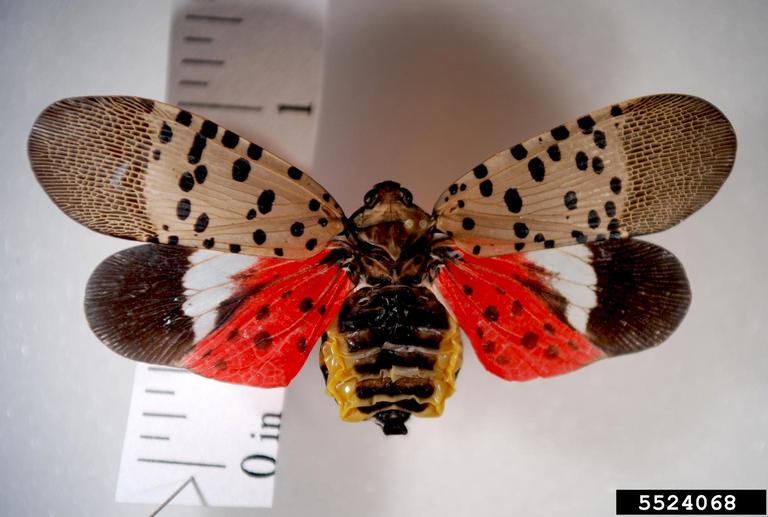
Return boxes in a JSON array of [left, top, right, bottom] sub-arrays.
[[621, 94, 737, 235], [85, 244, 196, 365], [586, 239, 691, 356], [28, 96, 157, 241]]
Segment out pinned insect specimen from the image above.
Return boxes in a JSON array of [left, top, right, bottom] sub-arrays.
[[28, 94, 735, 435]]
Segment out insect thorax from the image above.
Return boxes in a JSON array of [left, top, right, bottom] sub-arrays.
[[320, 182, 462, 435]]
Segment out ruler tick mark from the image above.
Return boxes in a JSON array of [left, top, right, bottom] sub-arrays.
[[178, 101, 263, 112], [143, 412, 187, 419], [179, 80, 209, 87], [145, 389, 175, 395], [138, 458, 226, 469], [184, 35, 213, 43], [278, 103, 312, 114], [182, 58, 224, 66], [186, 14, 243, 24]]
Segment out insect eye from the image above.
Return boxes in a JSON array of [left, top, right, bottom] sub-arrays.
[[400, 188, 413, 206], [363, 189, 377, 208]]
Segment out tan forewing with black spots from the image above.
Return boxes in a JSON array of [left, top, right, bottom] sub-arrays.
[[29, 96, 344, 259], [433, 94, 736, 257]]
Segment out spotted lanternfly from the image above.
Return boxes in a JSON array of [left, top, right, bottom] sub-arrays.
[[29, 95, 735, 435]]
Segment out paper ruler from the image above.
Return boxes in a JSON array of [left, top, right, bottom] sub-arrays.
[[115, 0, 327, 508]]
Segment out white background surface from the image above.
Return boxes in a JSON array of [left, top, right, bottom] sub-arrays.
[[2, 1, 767, 516]]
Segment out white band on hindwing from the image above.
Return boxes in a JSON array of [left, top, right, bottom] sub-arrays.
[[523, 246, 597, 334]]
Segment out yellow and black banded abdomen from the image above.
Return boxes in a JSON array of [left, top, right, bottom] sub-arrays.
[[320, 285, 462, 435]]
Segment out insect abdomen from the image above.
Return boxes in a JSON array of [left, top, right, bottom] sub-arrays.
[[320, 285, 462, 434]]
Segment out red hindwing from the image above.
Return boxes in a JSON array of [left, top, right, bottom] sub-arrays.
[[435, 247, 604, 381], [182, 248, 352, 387]]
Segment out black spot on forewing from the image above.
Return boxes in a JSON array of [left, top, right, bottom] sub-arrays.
[[504, 188, 522, 213], [222, 130, 239, 149], [473, 164, 488, 179], [571, 230, 587, 244], [187, 133, 206, 164], [592, 157, 604, 174], [588, 210, 600, 229], [479, 179, 493, 197], [179, 172, 194, 192], [232, 158, 251, 182], [247, 143, 263, 160], [194, 213, 209, 233], [610, 177, 622, 194], [159, 122, 173, 143], [201, 120, 218, 139], [194, 165, 207, 184], [510, 144, 528, 160], [528, 158, 545, 182], [257, 190, 276, 214], [290, 222, 305, 237], [176, 110, 192, 126], [594, 130, 606, 149], [253, 229, 266, 245], [575, 151, 588, 171], [577, 115, 595, 133], [547, 144, 561, 161], [551, 125, 570, 141], [177, 199, 191, 220], [564, 191, 578, 210]]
